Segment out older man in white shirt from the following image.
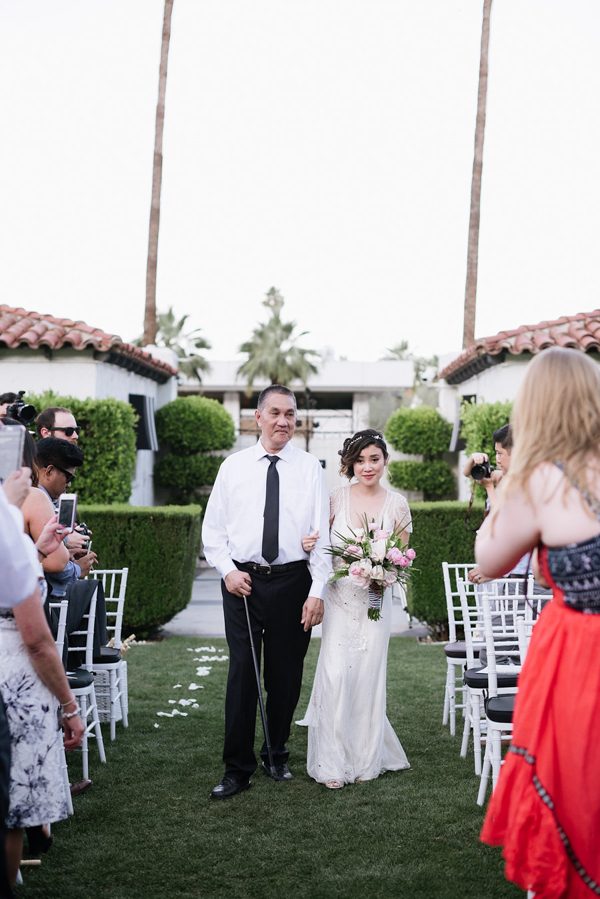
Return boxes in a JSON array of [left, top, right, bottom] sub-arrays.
[[203, 385, 331, 800]]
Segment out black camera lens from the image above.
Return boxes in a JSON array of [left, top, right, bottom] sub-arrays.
[[471, 462, 492, 481]]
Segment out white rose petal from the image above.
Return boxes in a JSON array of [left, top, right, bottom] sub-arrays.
[[195, 667, 211, 676]]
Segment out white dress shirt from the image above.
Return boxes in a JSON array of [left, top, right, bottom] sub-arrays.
[[202, 440, 331, 598], [0, 487, 38, 609]]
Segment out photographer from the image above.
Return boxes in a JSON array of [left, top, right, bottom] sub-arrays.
[[463, 424, 528, 584]]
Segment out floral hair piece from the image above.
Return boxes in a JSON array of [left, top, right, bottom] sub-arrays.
[[339, 431, 386, 456]]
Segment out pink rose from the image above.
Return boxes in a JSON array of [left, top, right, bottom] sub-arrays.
[[346, 544, 363, 557], [386, 547, 404, 565], [374, 528, 390, 540], [398, 556, 410, 568], [348, 559, 372, 588], [405, 548, 416, 561], [383, 569, 397, 587]]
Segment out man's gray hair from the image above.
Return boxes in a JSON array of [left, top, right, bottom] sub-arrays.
[[256, 385, 297, 411]]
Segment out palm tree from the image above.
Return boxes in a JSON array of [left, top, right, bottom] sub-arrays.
[[237, 288, 320, 388], [143, 0, 175, 346], [462, 0, 493, 349], [156, 307, 211, 381]]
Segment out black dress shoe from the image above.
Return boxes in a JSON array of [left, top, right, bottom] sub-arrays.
[[261, 761, 293, 781], [210, 776, 251, 801]]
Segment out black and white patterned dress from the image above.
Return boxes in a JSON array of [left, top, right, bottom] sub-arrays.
[[0, 603, 70, 829]]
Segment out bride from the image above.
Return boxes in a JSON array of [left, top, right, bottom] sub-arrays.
[[298, 429, 411, 789]]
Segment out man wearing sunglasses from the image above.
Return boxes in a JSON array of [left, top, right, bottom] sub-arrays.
[[36, 406, 80, 443]]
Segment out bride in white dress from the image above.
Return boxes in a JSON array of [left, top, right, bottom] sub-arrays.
[[298, 430, 411, 789]]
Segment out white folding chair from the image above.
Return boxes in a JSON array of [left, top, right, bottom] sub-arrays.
[[476, 583, 528, 806], [88, 568, 129, 741], [65, 588, 107, 781], [441, 563, 476, 735], [48, 599, 73, 816]]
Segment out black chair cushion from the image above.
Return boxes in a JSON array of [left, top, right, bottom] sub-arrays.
[[485, 694, 515, 724], [93, 646, 121, 665], [67, 668, 94, 689], [444, 641, 467, 659], [464, 666, 519, 690]]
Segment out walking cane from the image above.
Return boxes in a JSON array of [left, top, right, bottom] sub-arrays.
[[242, 595, 278, 778]]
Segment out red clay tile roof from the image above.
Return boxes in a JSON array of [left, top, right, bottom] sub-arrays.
[[439, 309, 600, 384], [0, 304, 177, 382]]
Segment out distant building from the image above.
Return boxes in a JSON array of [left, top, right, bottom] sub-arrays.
[[0, 304, 177, 504], [179, 359, 414, 489]]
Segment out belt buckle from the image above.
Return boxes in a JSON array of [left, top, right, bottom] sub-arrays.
[[263, 564, 271, 575]]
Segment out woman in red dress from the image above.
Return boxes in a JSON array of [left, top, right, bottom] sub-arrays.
[[476, 347, 600, 898]]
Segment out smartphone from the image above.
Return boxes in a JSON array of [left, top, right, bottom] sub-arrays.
[[57, 493, 77, 532], [0, 424, 25, 483]]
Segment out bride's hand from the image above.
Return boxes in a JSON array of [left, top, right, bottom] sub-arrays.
[[302, 531, 319, 552]]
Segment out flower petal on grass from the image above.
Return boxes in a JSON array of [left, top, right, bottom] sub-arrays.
[[195, 667, 211, 677], [188, 683, 204, 691], [173, 684, 182, 689]]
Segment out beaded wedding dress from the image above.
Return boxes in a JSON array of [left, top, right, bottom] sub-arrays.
[[298, 484, 411, 785]]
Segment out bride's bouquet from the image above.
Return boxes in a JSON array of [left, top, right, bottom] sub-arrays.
[[327, 515, 416, 620]]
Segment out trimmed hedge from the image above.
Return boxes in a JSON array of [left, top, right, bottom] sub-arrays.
[[154, 453, 224, 499], [155, 396, 235, 454], [461, 400, 512, 459], [385, 407, 452, 456], [79, 504, 202, 634], [407, 500, 485, 638], [27, 392, 137, 504], [388, 459, 455, 500]]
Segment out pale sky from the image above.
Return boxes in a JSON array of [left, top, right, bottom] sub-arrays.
[[1, 0, 599, 363]]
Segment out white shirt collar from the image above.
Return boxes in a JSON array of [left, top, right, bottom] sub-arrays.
[[255, 439, 294, 462]]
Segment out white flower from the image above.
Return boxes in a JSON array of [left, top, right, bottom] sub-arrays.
[[370, 539, 388, 562], [371, 564, 386, 583]]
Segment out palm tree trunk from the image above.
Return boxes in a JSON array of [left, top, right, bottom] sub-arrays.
[[143, 0, 174, 346], [462, 0, 493, 349]]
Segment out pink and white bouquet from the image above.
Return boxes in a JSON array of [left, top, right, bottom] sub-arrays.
[[327, 515, 416, 620]]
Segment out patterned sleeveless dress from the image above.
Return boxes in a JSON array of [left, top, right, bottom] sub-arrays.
[[481, 496, 600, 897]]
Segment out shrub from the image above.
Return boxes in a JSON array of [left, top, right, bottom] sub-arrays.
[[385, 407, 452, 457], [154, 453, 224, 500], [79, 504, 202, 634], [407, 500, 485, 638], [27, 391, 136, 503], [388, 460, 455, 500], [460, 400, 513, 459], [155, 396, 235, 455]]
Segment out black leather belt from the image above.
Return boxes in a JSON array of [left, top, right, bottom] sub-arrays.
[[234, 560, 307, 576]]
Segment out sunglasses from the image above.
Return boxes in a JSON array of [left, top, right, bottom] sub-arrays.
[[54, 465, 76, 485], [51, 426, 79, 437]]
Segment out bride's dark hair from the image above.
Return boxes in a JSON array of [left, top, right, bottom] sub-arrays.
[[339, 430, 389, 479]]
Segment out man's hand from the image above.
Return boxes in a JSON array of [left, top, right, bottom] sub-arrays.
[[77, 551, 98, 577], [224, 570, 252, 598], [65, 530, 90, 553], [301, 596, 323, 631], [468, 565, 492, 585], [1, 466, 32, 508]]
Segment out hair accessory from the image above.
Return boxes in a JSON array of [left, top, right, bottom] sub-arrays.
[[343, 431, 386, 452]]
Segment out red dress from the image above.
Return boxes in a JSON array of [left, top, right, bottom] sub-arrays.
[[481, 540, 600, 898]]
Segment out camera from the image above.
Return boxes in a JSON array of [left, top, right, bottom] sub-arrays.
[[471, 461, 493, 481], [6, 391, 37, 427]]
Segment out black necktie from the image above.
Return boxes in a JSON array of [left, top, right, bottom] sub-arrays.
[[262, 455, 280, 563]]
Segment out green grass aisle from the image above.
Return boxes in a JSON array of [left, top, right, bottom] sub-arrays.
[[22, 638, 520, 899]]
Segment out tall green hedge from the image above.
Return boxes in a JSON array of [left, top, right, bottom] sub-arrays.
[[155, 396, 235, 502], [407, 501, 485, 638], [79, 504, 202, 634], [460, 400, 512, 459], [27, 391, 136, 504], [385, 407, 455, 500]]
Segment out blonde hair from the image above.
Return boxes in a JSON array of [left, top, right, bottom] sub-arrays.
[[504, 347, 600, 505]]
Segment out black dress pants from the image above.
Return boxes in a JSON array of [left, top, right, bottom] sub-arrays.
[[222, 563, 312, 779], [0, 697, 14, 899]]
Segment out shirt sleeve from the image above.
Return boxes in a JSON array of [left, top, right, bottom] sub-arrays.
[[0, 490, 39, 608], [394, 492, 412, 535], [307, 464, 332, 599], [201, 463, 237, 581]]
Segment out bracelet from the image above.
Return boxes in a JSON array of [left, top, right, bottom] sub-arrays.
[[61, 706, 81, 720], [61, 698, 77, 709]]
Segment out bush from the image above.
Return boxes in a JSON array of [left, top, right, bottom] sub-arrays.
[[154, 453, 224, 499], [460, 400, 512, 459], [79, 504, 202, 634], [388, 460, 455, 500], [407, 501, 485, 638], [155, 397, 235, 455], [385, 407, 452, 457], [27, 392, 136, 503]]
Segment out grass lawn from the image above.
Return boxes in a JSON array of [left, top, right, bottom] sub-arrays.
[[21, 636, 520, 899]]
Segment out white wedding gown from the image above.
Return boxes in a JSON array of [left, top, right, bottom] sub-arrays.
[[298, 484, 411, 784]]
